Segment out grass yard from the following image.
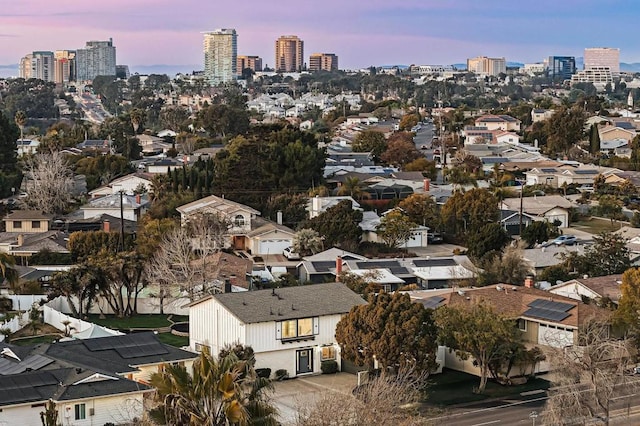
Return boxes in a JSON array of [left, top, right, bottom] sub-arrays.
[[11, 334, 61, 346], [157, 332, 189, 348], [425, 368, 550, 406], [571, 217, 624, 234], [87, 314, 184, 330]]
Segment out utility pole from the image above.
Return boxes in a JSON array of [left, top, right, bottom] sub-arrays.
[[119, 191, 125, 252], [517, 178, 525, 235]]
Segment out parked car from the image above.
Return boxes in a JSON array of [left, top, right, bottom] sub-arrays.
[[550, 235, 577, 246], [283, 246, 301, 260], [427, 232, 443, 244]]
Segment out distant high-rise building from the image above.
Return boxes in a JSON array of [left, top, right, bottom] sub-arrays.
[[75, 39, 116, 82], [29, 51, 55, 82], [115, 65, 130, 79], [203, 29, 238, 86], [236, 55, 263, 75], [309, 53, 338, 72], [275, 35, 304, 72], [54, 50, 76, 84], [584, 47, 620, 75], [19, 54, 33, 79], [547, 56, 576, 81], [466, 56, 506, 76]]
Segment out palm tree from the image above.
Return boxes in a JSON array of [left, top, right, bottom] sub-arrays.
[[14, 110, 27, 141], [150, 346, 278, 426], [337, 177, 370, 200], [0, 253, 18, 292]]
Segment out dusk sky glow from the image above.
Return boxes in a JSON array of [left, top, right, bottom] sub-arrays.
[[2, 0, 639, 71]]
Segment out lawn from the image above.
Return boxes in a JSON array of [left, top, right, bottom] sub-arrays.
[[571, 217, 624, 234], [157, 333, 189, 348], [87, 314, 186, 330], [11, 334, 61, 346], [425, 368, 550, 406]]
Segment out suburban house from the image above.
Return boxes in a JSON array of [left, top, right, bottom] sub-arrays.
[[297, 248, 367, 284], [0, 211, 68, 258], [145, 158, 184, 174], [176, 195, 296, 255], [0, 332, 197, 426], [80, 193, 149, 222], [307, 196, 361, 218], [15, 138, 40, 157], [2, 210, 52, 233], [598, 125, 636, 144], [531, 108, 554, 123], [76, 140, 112, 155], [523, 245, 587, 276], [500, 209, 534, 235], [137, 134, 172, 155], [500, 195, 574, 228], [188, 283, 366, 378], [474, 115, 521, 132], [88, 172, 154, 198], [548, 274, 623, 304]]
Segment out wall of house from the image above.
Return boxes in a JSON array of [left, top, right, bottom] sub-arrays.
[[48, 295, 190, 316], [543, 208, 569, 228], [56, 393, 147, 426], [189, 299, 246, 355], [5, 219, 49, 233], [82, 208, 137, 222], [253, 344, 342, 378], [520, 320, 539, 344], [133, 359, 195, 384], [443, 345, 548, 379], [549, 283, 599, 301]]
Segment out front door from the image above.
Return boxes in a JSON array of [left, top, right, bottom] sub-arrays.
[[296, 349, 313, 375]]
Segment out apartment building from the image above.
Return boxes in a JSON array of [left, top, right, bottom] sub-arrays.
[[237, 55, 263, 74], [75, 39, 117, 82], [275, 35, 304, 72], [584, 47, 620, 76], [54, 50, 76, 83], [309, 53, 338, 72], [203, 29, 238, 85], [466, 56, 506, 76]]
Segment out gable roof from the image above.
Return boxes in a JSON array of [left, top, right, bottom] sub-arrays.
[[193, 282, 366, 324], [3, 210, 53, 221], [177, 194, 261, 216], [554, 274, 623, 301], [501, 195, 573, 215]]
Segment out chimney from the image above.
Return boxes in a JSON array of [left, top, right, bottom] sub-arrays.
[[224, 279, 232, 293], [17, 234, 24, 247], [423, 178, 430, 192], [135, 194, 141, 205], [312, 195, 322, 217], [277, 211, 283, 226], [524, 275, 534, 288], [335, 256, 343, 281], [103, 220, 110, 233]]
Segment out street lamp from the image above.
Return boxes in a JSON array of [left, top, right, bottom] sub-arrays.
[[529, 410, 538, 426]]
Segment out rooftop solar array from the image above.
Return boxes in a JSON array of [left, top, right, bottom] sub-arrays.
[[420, 296, 445, 310], [83, 333, 168, 359], [413, 259, 456, 268], [0, 354, 54, 375], [574, 170, 597, 175], [356, 261, 410, 275], [310, 261, 336, 272], [524, 298, 575, 322], [540, 168, 557, 173]]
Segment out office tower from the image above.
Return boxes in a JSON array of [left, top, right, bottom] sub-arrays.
[[466, 56, 506, 76], [203, 29, 238, 86], [309, 53, 338, 72], [75, 39, 116, 82], [547, 56, 576, 81], [115, 65, 130, 79], [275, 35, 304, 72], [236, 55, 263, 75], [54, 50, 76, 84], [19, 54, 33, 79], [584, 47, 620, 75]]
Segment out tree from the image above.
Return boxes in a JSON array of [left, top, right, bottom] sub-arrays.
[[48, 263, 104, 318], [376, 210, 417, 248], [397, 193, 440, 229], [14, 110, 27, 141], [521, 221, 559, 247], [597, 195, 623, 227], [336, 177, 370, 200], [615, 268, 640, 340], [292, 228, 323, 256], [0, 253, 18, 292], [150, 346, 278, 426], [303, 200, 363, 251], [544, 106, 587, 155], [578, 232, 630, 277], [160, 106, 190, 132], [589, 123, 601, 155], [198, 103, 249, 139], [466, 223, 510, 261], [441, 188, 499, 235], [434, 302, 522, 393], [335, 292, 438, 374], [543, 321, 635, 426], [0, 112, 21, 198], [379, 132, 422, 167], [399, 113, 420, 131], [476, 244, 532, 287], [351, 130, 387, 160], [404, 157, 437, 180], [22, 151, 74, 214], [92, 250, 147, 318]]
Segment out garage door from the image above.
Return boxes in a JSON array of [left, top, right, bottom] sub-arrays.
[[258, 239, 292, 256], [538, 324, 573, 348]]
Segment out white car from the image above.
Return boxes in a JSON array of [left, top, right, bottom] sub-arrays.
[[283, 247, 301, 260]]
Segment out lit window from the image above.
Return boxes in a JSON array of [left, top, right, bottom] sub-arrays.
[[234, 215, 245, 227], [321, 346, 336, 361], [298, 318, 313, 337], [281, 318, 315, 340], [75, 403, 86, 420], [282, 320, 297, 339]]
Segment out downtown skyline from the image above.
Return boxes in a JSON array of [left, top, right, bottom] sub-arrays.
[[2, 0, 640, 72]]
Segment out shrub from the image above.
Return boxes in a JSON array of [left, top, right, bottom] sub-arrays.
[[321, 360, 338, 374], [275, 369, 289, 380], [256, 368, 272, 379]]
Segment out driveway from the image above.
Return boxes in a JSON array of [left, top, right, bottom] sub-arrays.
[[271, 373, 358, 425], [409, 243, 467, 257]]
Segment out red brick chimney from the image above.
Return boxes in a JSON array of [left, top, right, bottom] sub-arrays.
[[103, 220, 110, 232], [524, 276, 534, 288], [423, 178, 430, 192], [336, 256, 343, 282], [135, 194, 141, 204]]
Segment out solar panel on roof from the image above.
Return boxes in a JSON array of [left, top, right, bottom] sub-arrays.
[[311, 261, 336, 272], [420, 296, 445, 310], [413, 259, 457, 267], [528, 299, 574, 312], [0, 387, 42, 405], [115, 343, 169, 359], [523, 307, 570, 322], [574, 170, 597, 175], [540, 168, 557, 173]]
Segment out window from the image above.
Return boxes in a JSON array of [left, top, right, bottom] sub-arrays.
[[32, 220, 40, 229], [234, 215, 245, 227], [517, 318, 527, 332], [75, 403, 86, 420], [13, 221, 21, 229], [321, 345, 336, 361], [280, 318, 315, 340]]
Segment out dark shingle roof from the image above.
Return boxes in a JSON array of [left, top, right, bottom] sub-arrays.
[[3, 210, 53, 221], [203, 283, 366, 324]]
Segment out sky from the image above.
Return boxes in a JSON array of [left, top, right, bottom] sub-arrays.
[[1, 0, 640, 72]]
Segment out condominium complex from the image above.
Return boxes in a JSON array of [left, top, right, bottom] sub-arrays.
[[237, 55, 263, 74], [466, 56, 506, 76], [547, 56, 576, 81], [203, 29, 238, 86], [19, 51, 55, 81], [275, 35, 304, 72], [53, 50, 76, 84], [309, 53, 338, 72], [584, 47, 619, 75], [75, 39, 117, 81]]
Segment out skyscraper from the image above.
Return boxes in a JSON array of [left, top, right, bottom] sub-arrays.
[[309, 53, 338, 72], [19, 54, 33, 79], [547, 56, 576, 81], [203, 29, 238, 86], [75, 39, 116, 82], [275, 35, 304, 72], [237, 55, 263, 75], [584, 47, 620, 75], [54, 50, 76, 84], [28, 51, 55, 82]]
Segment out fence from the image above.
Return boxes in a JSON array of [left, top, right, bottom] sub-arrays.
[[0, 311, 30, 342], [47, 296, 191, 317]]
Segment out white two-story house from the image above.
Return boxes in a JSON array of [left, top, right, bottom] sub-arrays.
[[189, 283, 366, 378]]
